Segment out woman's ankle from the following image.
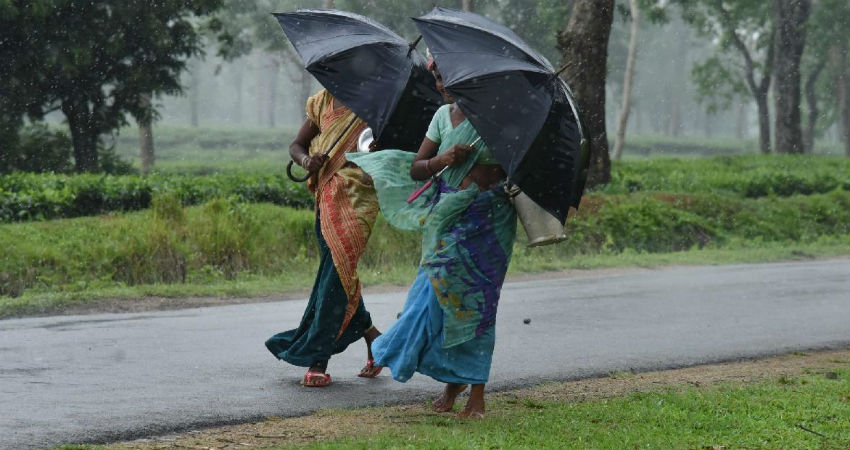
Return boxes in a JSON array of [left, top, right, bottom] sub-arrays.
[[309, 360, 328, 373]]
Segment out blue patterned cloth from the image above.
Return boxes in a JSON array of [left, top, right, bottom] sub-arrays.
[[371, 268, 495, 384], [348, 107, 516, 384]]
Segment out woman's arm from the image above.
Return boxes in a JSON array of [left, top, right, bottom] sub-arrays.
[[289, 118, 324, 172], [410, 139, 474, 181], [410, 138, 440, 181]]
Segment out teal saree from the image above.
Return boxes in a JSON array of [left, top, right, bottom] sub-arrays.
[[347, 112, 516, 383]]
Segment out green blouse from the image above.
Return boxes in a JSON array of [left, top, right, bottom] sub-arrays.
[[426, 104, 499, 165]]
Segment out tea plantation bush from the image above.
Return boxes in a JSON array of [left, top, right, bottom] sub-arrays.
[[4, 155, 846, 223], [0, 172, 312, 222], [601, 155, 849, 197], [2, 189, 847, 299]]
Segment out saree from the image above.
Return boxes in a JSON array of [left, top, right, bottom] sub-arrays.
[[265, 90, 379, 366], [347, 106, 516, 383]]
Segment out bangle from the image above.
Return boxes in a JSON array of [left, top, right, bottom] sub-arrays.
[[301, 155, 310, 167], [426, 158, 435, 175]]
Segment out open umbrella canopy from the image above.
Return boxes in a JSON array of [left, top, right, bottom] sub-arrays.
[[413, 7, 589, 223], [272, 9, 442, 151]]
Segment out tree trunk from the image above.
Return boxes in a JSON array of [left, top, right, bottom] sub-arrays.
[[755, 92, 771, 154], [189, 59, 200, 128], [803, 60, 825, 154], [255, 53, 266, 126], [138, 93, 155, 175], [461, 0, 473, 11], [298, 66, 312, 120], [234, 63, 243, 125], [612, 0, 640, 161], [668, 21, 689, 137], [773, 0, 810, 154], [834, 46, 850, 157], [268, 58, 280, 128], [557, 0, 615, 187], [736, 102, 747, 139], [62, 100, 99, 172]]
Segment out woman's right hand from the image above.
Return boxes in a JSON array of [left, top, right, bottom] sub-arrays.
[[439, 144, 474, 167], [302, 154, 327, 172]]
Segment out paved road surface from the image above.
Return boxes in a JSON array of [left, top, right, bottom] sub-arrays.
[[1, 260, 848, 449]]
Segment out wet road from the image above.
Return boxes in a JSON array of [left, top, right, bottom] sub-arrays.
[[1, 259, 848, 449]]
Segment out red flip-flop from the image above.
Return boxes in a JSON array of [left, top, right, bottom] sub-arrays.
[[357, 359, 383, 378], [301, 371, 331, 387]]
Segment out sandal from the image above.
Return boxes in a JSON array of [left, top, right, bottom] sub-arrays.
[[357, 359, 383, 378], [301, 370, 331, 387]]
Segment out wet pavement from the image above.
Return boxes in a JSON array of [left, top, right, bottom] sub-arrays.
[[1, 259, 848, 449]]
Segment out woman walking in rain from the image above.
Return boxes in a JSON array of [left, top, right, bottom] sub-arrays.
[[347, 56, 517, 417], [265, 89, 382, 387]]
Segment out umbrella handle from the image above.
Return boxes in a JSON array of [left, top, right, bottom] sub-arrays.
[[407, 35, 423, 57], [286, 116, 360, 183], [406, 137, 481, 203], [286, 160, 313, 182]]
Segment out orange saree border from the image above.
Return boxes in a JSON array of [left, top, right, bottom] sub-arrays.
[[314, 102, 372, 339]]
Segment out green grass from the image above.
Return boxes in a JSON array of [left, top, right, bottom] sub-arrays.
[[1, 187, 847, 313], [3, 153, 848, 315], [305, 368, 850, 450], [2, 227, 846, 318]]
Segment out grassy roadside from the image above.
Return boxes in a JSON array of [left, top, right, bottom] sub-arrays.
[[72, 349, 850, 450], [3, 155, 848, 318], [4, 236, 848, 319]]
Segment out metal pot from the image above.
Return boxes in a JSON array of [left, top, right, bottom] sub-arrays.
[[505, 184, 567, 247]]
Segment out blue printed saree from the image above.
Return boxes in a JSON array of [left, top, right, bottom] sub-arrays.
[[347, 110, 516, 384]]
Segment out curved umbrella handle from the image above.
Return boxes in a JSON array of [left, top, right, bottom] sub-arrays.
[[286, 160, 313, 183]]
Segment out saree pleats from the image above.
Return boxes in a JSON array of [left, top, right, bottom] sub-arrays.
[[265, 215, 373, 366]]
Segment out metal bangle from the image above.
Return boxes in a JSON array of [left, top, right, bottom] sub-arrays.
[[426, 158, 434, 176], [301, 155, 310, 167]]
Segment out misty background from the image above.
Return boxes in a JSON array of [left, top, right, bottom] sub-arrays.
[[31, 0, 842, 160]]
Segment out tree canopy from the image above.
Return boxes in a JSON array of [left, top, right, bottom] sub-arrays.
[[0, 0, 224, 172]]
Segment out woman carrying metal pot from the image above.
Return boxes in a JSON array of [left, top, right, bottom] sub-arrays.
[[347, 56, 517, 418]]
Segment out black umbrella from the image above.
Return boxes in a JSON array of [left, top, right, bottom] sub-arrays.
[[272, 9, 442, 151], [413, 7, 590, 223]]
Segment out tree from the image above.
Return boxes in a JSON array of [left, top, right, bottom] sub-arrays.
[[772, 0, 811, 154], [612, 0, 640, 161], [802, 0, 850, 156], [2, 1, 223, 172], [494, 0, 571, 65], [0, 1, 53, 159], [558, 0, 615, 187], [138, 93, 155, 175], [675, 0, 775, 154]]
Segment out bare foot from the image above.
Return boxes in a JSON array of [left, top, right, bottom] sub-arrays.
[[433, 383, 468, 412], [458, 384, 485, 418], [364, 326, 381, 361], [358, 326, 383, 377]]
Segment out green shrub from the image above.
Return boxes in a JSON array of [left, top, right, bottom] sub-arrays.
[[3, 189, 847, 299], [190, 197, 257, 278], [112, 219, 187, 285], [0, 172, 312, 222], [602, 155, 849, 198], [0, 124, 73, 174], [591, 197, 719, 252]]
